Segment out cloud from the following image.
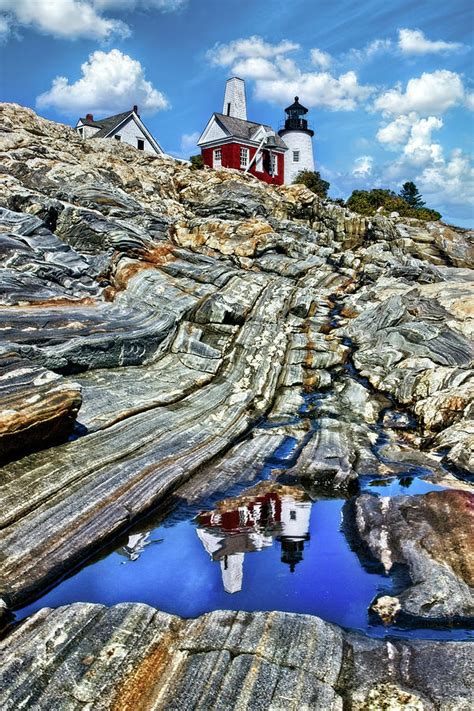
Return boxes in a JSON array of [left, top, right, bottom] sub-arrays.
[[377, 114, 414, 148], [398, 28, 462, 55], [348, 38, 393, 63], [207, 36, 299, 67], [417, 149, 474, 209], [180, 131, 200, 155], [36, 49, 169, 116], [310, 48, 332, 70], [402, 116, 444, 165], [374, 70, 466, 116], [208, 36, 373, 112], [254, 70, 373, 111], [376, 112, 443, 160], [0, 0, 129, 40], [0, 0, 187, 40], [94, 0, 187, 11], [352, 155, 373, 177], [231, 57, 279, 80]]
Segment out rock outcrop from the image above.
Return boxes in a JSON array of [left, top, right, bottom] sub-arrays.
[[0, 103, 473, 707], [1, 602, 472, 711], [346, 490, 474, 624]]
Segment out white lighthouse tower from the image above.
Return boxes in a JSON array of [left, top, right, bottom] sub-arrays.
[[278, 97, 315, 185]]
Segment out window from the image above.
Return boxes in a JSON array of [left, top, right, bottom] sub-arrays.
[[78, 127, 84, 137], [290, 510, 297, 520], [270, 153, 278, 176], [227, 102, 231, 116], [114, 134, 121, 141], [137, 138, 144, 150], [293, 150, 300, 162], [240, 147, 249, 168], [214, 148, 222, 168]]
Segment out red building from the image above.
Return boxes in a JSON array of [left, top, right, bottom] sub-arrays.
[[197, 77, 287, 186]]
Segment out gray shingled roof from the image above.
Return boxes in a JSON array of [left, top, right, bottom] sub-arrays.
[[79, 111, 132, 138], [214, 113, 287, 149]]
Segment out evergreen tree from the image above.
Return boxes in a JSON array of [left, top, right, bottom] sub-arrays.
[[399, 181, 425, 208]]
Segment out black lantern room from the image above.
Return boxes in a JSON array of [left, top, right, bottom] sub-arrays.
[[282, 97, 314, 136]]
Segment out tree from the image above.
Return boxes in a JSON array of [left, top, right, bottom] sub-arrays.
[[293, 170, 330, 198], [346, 188, 441, 221], [399, 181, 425, 208], [189, 154, 204, 170]]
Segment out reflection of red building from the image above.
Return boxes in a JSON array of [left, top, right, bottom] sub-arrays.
[[196, 482, 312, 593], [197, 489, 281, 533]]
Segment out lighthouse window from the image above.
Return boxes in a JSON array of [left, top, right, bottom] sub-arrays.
[[293, 150, 300, 162], [240, 147, 249, 168], [290, 510, 297, 520]]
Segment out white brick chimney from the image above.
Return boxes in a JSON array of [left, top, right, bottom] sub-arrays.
[[222, 77, 247, 120]]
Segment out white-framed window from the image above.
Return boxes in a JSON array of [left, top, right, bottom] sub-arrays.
[[270, 153, 278, 176], [240, 146, 249, 168], [293, 150, 300, 162], [137, 138, 144, 150], [214, 148, 222, 168]]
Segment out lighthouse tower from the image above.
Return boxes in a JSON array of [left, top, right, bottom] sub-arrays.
[[278, 97, 315, 185]]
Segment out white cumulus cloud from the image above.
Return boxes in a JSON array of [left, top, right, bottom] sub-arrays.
[[352, 155, 373, 177], [403, 116, 444, 165], [207, 36, 373, 112], [310, 48, 332, 70], [417, 149, 474, 209], [207, 36, 300, 67], [231, 57, 279, 80], [254, 70, 373, 111], [374, 70, 466, 116], [377, 114, 415, 148], [0, 0, 129, 40], [398, 28, 462, 55], [36, 49, 169, 116], [0, 0, 187, 40]]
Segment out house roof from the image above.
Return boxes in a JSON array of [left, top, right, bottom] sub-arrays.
[[212, 113, 287, 149], [78, 110, 132, 137], [77, 110, 164, 154]]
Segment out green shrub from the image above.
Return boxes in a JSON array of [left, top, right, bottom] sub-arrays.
[[189, 154, 204, 170], [347, 189, 441, 221], [293, 170, 330, 198]]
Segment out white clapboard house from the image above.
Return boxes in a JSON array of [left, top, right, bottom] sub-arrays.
[[75, 105, 164, 155]]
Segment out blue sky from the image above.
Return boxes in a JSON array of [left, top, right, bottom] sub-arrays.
[[0, 0, 473, 225]]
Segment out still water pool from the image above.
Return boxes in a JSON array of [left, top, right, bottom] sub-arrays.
[[15, 438, 470, 641]]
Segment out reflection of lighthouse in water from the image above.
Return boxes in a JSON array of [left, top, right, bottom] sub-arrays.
[[278, 496, 312, 573], [195, 483, 312, 593]]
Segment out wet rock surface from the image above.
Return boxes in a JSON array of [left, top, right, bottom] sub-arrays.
[[1, 602, 472, 711], [0, 103, 473, 707], [348, 490, 474, 624]]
